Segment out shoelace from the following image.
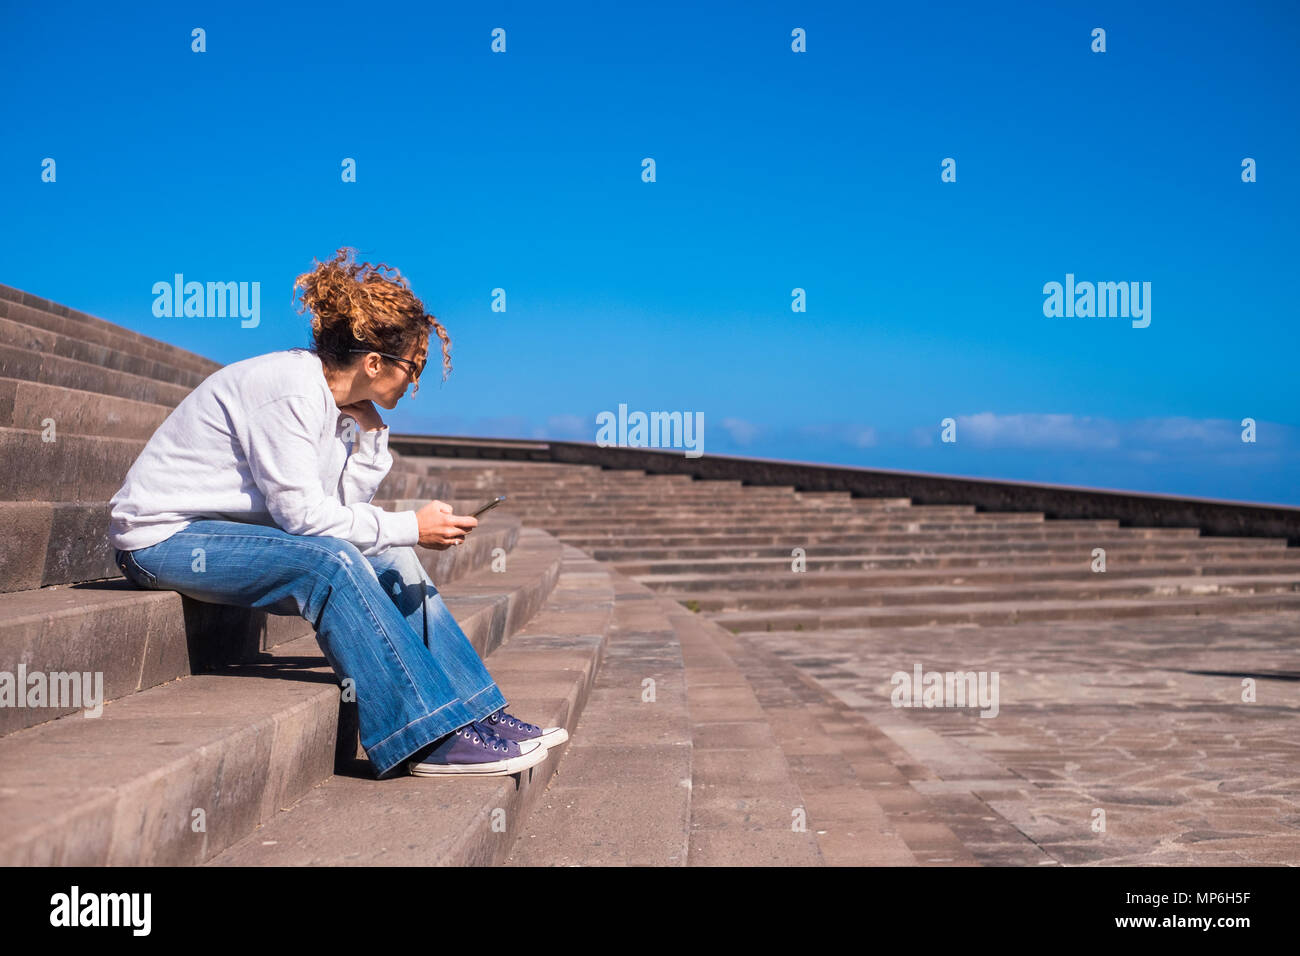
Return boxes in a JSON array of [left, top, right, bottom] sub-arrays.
[[465, 717, 509, 754], [465, 719, 512, 754], [487, 708, 539, 735]]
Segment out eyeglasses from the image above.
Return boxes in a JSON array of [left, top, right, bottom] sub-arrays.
[[348, 348, 425, 394]]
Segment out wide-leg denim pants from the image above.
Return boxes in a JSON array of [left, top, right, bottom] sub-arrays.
[[113, 519, 508, 777]]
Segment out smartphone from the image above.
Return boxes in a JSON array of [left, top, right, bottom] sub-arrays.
[[470, 495, 506, 519]]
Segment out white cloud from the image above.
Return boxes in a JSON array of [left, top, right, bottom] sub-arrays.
[[850, 426, 878, 448], [720, 417, 762, 445], [541, 414, 590, 440], [959, 412, 1122, 449], [1127, 416, 1224, 445], [950, 412, 1254, 452], [793, 422, 877, 447]]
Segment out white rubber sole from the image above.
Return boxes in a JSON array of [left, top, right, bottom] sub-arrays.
[[534, 727, 570, 748], [407, 738, 548, 777]]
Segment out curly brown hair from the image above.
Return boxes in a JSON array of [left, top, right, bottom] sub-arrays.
[[293, 246, 452, 383]]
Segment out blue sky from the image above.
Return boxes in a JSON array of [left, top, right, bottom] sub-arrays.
[[2, 0, 1297, 505]]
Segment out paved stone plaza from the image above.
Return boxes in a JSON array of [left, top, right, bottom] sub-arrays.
[[749, 612, 1300, 865]]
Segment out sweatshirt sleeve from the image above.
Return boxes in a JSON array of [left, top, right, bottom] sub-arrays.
[[240, 393, 420, 556], [340, 422, 394, 506]]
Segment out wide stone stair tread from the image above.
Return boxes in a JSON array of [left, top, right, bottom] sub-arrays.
[[578, 539, 1284, 562], [667, 605, 824, 865], [659, 573, 1300, 611], [707, 591, 1300, 630], [0, 376, 174, 441], [630, 556, 1300, 592], [503, 575, 692, 865]]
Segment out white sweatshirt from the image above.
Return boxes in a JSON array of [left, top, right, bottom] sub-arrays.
[[108, 347, 420, 556]]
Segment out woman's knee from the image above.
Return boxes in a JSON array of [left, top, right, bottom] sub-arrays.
[[391, 546, 429, 581], [364, 546, 431, 607], [318, 538, 376, 580]]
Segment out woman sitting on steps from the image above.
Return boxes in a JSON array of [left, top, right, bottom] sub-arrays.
[[107, 246, 566, 779]]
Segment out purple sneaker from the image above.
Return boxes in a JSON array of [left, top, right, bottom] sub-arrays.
[[407, 721, 548, 776], [482, 708, 570, 749]]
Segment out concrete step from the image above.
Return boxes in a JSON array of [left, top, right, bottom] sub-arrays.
[[0, 427, 147, 502], [382, 462, 450, 501], [0, 343, 194, 407], [708, 590, 1300, 631], [0, 311, 207, 390], [506, 515, 1080, 534], [0, 528, 569, 865], [609, 548, 1300, 577], [493, 499, 974, 513], [509, 576, 828, 866], [438, 466, 681, 480], [436, 476, 620, 490], [0, 377, 171, 442], [206, 544, 615, 866], [557, 482, 827, 492], [572, 537, 1285, 563], [1, 501, 141, 592], [500, 504, 1036, 518], [0, 286, 221, 379], [477, 490, 814, 502], [531, 508, 890, 522], [505, 501, 875, 515], [663, 573, 1300, 613], [373, 467, 445, 502], [634, 556, 1300, 593], [503, 573, 693, 865], [666, 606, 825, 864], [433, 528, 566, 664], [430, 464, 607, 481], [442, 484, 888, 499], [0, 512, 523, 736], [0, 632, 342, 865], [534, 520, 1129, 539], [557, 527, 1203, 549]]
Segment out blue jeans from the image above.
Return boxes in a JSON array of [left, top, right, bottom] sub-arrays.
[[113, 519, 507, 777]]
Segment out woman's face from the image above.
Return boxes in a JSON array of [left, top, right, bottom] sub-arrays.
[[366, 338, 428, 409]]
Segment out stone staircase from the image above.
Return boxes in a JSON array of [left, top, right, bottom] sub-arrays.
[[4, 280, 1298, 866], [432, 458, 1300, 865], [438, 461, 1300, 630]]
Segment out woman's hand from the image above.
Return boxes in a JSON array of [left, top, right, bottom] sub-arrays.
[[415, 500, 479, 550], [338, 400, 385, 433]]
